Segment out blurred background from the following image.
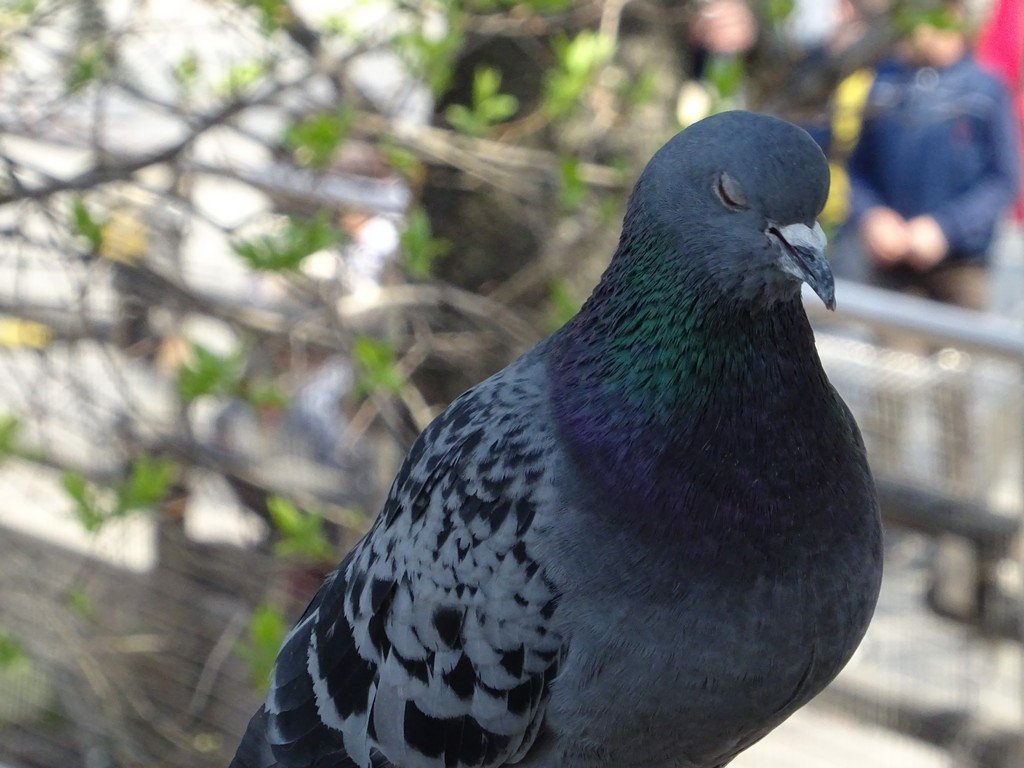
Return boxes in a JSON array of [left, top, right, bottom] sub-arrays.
[[0, 0, 1022, 766]]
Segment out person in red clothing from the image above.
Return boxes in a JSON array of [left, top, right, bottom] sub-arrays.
[[976, 0, 1024, 220]]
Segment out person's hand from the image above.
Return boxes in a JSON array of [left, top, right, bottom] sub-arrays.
[[905, 215, 949, 270], [860, 206, 909, 266]]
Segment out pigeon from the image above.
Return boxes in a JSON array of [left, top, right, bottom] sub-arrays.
[[229, 110, 883, 768]]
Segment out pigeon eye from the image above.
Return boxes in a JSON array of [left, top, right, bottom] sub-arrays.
[[715, 172, 748, 210]]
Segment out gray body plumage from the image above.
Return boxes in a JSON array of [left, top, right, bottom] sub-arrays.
[[230, 111, 883, 768]]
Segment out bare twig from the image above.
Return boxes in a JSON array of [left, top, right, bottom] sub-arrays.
[[187, 607, 249, 718]]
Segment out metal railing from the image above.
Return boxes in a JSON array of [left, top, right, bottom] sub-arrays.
[[806, 279, 1024, 767], [807, 279, 1024, 363]]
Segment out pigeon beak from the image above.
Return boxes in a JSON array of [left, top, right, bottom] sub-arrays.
[[767, 221, 835, 311]]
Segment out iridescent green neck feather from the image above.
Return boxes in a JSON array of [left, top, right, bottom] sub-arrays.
[[547, 195, 852, 554]]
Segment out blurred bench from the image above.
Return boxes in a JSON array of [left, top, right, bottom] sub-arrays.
[[876, 479, 1022, 640]]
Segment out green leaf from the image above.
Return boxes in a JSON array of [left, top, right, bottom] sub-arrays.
[[232, 213, 341, 272], [543, 31, 615, 119], [67, 588, 94, 620], [0, 630, 26, 669], [395, 24, 464, 97], [173, 53, 200, 91], [219, 60, 267, 97], [66, 45, 107, 94], [284, 107, 355, 168], [178, 343, 245, 402], [523, 0, 572, 10], [245, 380, 289, 410], [237, 604, 288, 691], [443, 105, 484, 137], [62, 471, 105, 533], [548, 278, 581, 330], [468, 0, 571, 10], [467, 66, 518, 128], [353, 337, 404, 395], [236, 0, 288, 32], [0, 414, 19, 456], [597, 194, 623, 225], [321, 14, 352, 37], [71, 197, 104, 252], [706, 56, 746, 100], [401, 208, 450, 279], [10, 0, 38, 17], [558, 155, 586, 211], [267, 496, 334, 563], [620, 68, 657, 107], [117, 455, 176, 513], [766, 0, 795, 24], [380, 142, 423, 179], [895, 5, 967, 34]]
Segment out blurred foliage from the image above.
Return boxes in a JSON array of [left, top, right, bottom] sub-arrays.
[[558, 155, 585, 212], [395, 22, 464, 97], [118, 455, 177, 512], [237, 603, 288, 691], [66, 587, 95, 620], [233, 213, 341, 272], [895, 4, 968, 34], [178, 342, 290, 413], [285, 107, 356, 168], [61, 471, 105, 532], [706, 56, 747, 102], [380, 141, 424, 180], [62, 455, 177, 533], [71, 196, 105, 253], [468, 0, 572, 11], [544, 31, 615, 118], [548, 278, 581, 330], [237, 0, 291, 33], [218, 59, 268, 96], [765, 0, 796, 25], [66, 43, 108, 94], [618, 67, 657, 109], [178, 344, 246, 403], [0, 629, 27, 669], [445, 66, 519, 136], [0, 414, 19, 456], [173, 53, 201, 92], [401, 207, 450, 279], [267, 496, 335, 564], [353, 337, 405, 396]]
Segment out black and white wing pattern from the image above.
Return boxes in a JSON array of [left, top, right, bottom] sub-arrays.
[[231, 352, 565, 768]]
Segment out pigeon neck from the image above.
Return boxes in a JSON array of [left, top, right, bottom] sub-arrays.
[[548, 235, 843, 547], [551, 236, 827, 417]]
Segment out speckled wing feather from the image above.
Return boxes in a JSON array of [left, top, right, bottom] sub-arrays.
[[233, 348, 565, 768]]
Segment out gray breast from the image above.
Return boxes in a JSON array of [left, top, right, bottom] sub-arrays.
[[531, 479, 879, 768]]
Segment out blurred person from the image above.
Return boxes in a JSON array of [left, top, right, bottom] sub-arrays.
[[788, 0, 884, 227], [689, 0, 760, 56], [845, 0, 1021, 310], [677, 0, 760, 125], [678, 0, 841, 124], [836, 0, 1021, 495]]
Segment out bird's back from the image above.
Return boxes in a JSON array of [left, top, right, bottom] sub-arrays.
[[230, 342, 569, 768]]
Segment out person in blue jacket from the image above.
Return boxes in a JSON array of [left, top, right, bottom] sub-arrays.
[[846, 0, 1021, 310]]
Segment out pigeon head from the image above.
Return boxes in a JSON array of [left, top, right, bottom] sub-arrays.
[[633, 110, 834, 310]]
